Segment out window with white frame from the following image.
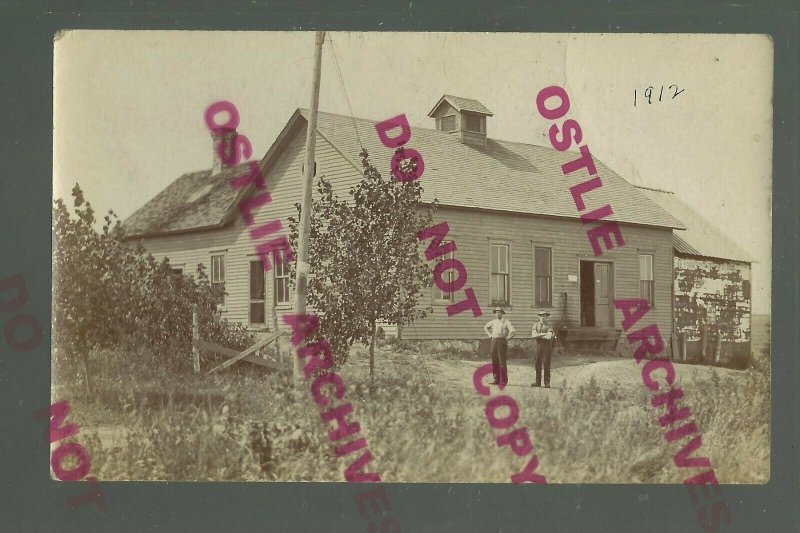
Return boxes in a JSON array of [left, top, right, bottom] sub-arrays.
[[211, 254, 226, 305], [534, 246, 552, 307], [639, 253, 655, 306], [249, 260, 266, 324], [490, 243, 510, 306], [433, 240, 455, 303], [274, 253, 290, 305]]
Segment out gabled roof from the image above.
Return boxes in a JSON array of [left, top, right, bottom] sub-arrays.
[[123, 163, 250, 238], [635, 186, 753, 263], [124, 107, 685, 238], [307, 110, 684, 229], [123, 109, 306, 239], [427, 95, 493, 117]]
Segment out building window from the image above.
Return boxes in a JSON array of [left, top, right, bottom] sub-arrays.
[[639, 254, 654, 306], [249, 260, 266, 324], [170, 267, 184, 276], [433, 240, 455, 303], [274, 253, 290, 305], [211, 254, 226, 305], [534, 246, 552, 307], [464, 114, 482, 133], [440, 115, 456, 131], [490, 243, 510, 306]]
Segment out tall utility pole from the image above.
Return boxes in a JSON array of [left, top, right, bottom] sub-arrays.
[[293, 31, 325, 385]]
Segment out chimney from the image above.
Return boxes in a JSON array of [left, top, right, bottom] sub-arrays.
[[427, 95, 493, 147], [211, 128, 238, 174]]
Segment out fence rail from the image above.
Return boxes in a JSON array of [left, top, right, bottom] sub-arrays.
[[191, 307, 288, 374]]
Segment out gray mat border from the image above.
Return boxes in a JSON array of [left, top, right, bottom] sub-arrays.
[[0, 1, 797, 531]]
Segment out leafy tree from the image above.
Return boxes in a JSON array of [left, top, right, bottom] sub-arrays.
[[288, 148, 437, 376], [52, 184, 255, 393]]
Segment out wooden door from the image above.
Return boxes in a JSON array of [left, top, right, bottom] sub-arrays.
[[594, 262, 613, 327]]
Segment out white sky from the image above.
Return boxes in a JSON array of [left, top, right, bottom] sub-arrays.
[[53, 31, 773, 313]]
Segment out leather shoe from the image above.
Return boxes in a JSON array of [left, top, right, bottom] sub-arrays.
[[531, 383, 541, 387]]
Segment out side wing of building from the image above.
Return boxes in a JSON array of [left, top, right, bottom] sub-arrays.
[[130, 124, 364, 330]]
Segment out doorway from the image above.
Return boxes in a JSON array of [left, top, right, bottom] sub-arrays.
[[580, 261, 614, 327]]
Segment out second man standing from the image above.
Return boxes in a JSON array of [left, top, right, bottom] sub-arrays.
[[532, 310, 555, 388]]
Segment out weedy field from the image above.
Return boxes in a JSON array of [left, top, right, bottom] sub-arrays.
[[56, 317, 770, 484]]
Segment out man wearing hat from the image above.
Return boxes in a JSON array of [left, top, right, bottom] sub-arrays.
[[483, 307, 515, 385], [531, 310, 556, 388]]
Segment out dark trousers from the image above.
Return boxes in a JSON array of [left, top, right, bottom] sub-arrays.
[[535, 340, 553, 385], [490, 338, 508, 384]]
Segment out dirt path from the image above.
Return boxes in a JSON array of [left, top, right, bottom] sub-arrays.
[[396, 352, 749, 399], [424, 354, 629, 392]]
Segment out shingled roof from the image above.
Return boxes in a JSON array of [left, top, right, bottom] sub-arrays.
[[124, 108, 685, 238], [427, 95, 494, 116], [635, 186, 752, 263], [309, 109, 684, 229], [123, 162, 250, 238]]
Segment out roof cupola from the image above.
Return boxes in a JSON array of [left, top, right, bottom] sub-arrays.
[[427, 95, 493, 147]]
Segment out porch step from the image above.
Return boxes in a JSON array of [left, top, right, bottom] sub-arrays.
[[561, 328, 623, 343]]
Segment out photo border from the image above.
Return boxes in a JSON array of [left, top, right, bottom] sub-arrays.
[[0, 1, 796, 531]]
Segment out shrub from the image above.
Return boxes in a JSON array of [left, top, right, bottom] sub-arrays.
[[52, 184, 255, 386]]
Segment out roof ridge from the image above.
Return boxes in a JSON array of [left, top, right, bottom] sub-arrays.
[[305, 108, 556, 150], [172, 162, 251, 178], [635, 184, 675, 194], [307, 108, 609, 155], [125, 107, 688, 238], [443, 93, 482, 101], [660, 190, 733, 234], [305, 110, 685, 230], [640, 186, 754, 262]]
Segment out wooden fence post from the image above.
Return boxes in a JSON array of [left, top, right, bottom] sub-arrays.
[[700, 324, 708, 363], [271, 301, 281, 362], [680, 331, 688, 362], [670, 329, 677, 360], [192, 306, 200, 373]]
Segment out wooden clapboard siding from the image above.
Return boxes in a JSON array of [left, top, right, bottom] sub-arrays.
[[460, 130, 486, 146], [134, 221, 247, 321], [135, 124, 364, 328], [134, 120, 672, 343], [404, 205, 673, 340]]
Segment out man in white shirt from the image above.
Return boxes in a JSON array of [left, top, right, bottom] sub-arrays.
[[484, 307, 515, 385]]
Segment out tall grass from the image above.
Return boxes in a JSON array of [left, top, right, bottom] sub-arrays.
[[346, 348, 770, 484], [69, 339, 770, 483]]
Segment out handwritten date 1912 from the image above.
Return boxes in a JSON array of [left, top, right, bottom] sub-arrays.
[[634, 85, 684, 106]]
